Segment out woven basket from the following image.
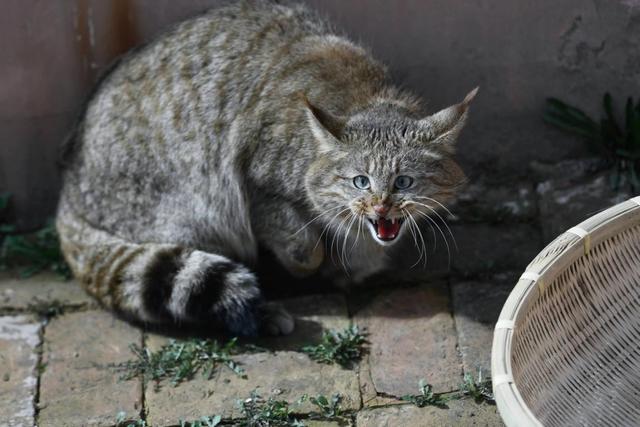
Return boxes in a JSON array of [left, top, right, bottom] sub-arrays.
[[492, 196, 640, 426]]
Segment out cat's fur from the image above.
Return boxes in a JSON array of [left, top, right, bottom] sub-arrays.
[[56, 1, 473, 336]]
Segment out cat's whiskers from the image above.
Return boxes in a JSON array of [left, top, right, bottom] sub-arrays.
[[291, 205, 344, 238], [402, 202, 437, 252], [407, 200, 458, 251], [401, 208, 422, 267], [313, 207, 351, 252], [339, 214, 358, 270], [411, 208, 451, 267], [329, 211, 352, 268], [412, 196, 456, 221], [350, 214, 364, 254], [403, 208, 428, 268]]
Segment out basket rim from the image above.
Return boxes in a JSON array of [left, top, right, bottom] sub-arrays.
[[491, 195, 640, 427]]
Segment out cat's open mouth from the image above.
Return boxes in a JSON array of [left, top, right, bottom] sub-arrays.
[[366, 217, 403, 245]]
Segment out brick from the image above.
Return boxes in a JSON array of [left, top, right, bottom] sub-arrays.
[[356, 283, 461, 396], [145, 334, 361, 425], [356, 401, 503, 427], [39, 310, 142, 427], [358, 351, 405, 408], [451, 274, 516, 376], [0, 272, 92, 311], [0, 315, 40, 427]]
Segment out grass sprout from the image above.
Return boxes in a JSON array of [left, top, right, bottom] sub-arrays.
[[117, 338, 244, 389], [0, 220, 71, 279], [115, 412, 223, 427], [460, 369, 494, 404], [300, 325, 367, 367], [306, 393, 342, 418], [179, 415, 222, 427], [238, 390, 305, 427], [115, 412, 146, 427], [401, 379, 449, 408]]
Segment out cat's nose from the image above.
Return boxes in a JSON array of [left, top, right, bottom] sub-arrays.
[[373, 203, 391, 217]]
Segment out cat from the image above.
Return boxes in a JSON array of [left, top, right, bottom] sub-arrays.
[[56, 0, 473, 337]]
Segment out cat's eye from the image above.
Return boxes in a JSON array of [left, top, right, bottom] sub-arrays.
[[353, 175, 370, 190], [394, 175, 413, 190]]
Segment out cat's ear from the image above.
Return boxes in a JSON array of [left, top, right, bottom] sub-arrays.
[[301, 94, 347, 153], [418, 87, 478, 152]]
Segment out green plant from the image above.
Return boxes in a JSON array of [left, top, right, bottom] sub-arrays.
[[117, 338, 244, 389], [115, 412, 223, 427], [544, 94, 640, 191], [306, 393, 342, 418], [238, 390, 305, 427], [115, 412, 146, 427], [179, 415, 222, 427], [0, 220, 71, 279], [401, 379, 448, 408], [300, 325, 367, 368], [460, 369, 494, 404]]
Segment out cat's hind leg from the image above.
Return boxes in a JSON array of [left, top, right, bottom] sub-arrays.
[[55, 208, 292, 336]]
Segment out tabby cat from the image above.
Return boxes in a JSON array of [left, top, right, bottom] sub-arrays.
[[56, 1, 474, 336]]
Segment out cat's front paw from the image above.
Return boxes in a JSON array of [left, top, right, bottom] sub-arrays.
[[259, 301, 295, 336]]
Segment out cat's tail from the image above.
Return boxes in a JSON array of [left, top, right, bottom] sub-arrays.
[[55, 206, 262, 336]]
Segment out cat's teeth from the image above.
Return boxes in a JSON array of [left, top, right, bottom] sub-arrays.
[[392, 218, 396, 224]]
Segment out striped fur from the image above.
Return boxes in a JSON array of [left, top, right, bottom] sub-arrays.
[[56, 1, 471, 335], [56, 202, 262, 335]]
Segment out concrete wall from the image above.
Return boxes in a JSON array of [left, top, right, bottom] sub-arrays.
[[2, 0, 639, 228]]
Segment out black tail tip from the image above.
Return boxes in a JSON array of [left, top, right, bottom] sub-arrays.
[[218, 298, 261, 337]]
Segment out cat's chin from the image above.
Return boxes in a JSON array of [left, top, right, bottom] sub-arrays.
[[365, 217, 404, 246]]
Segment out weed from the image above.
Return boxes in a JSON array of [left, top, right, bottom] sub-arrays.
[[305, 393, 342, 418], [180, 415, 222, 427], [544, 94, 640, 191], [0, 220, 71, 279], [115, 412, 223, 427], [300, 325, 367, 368], [401, 371, 495, 409], [401, 379, 448, 408], [117, 338, 244, 389], [460, 369, 494, 404], [115, 412, 147, 427], [238, 390, 305, 427]]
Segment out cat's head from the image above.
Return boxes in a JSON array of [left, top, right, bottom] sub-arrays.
[[304, 88, 476, 246]]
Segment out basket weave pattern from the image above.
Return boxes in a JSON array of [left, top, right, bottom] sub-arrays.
[[513, 224, 640, 426], [493, 197, 640, 426]]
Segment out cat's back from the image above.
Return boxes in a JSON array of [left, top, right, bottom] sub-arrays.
[[60, 1, 333, 240], [81, 1, 328, 138], [67, 1, 330, 183]]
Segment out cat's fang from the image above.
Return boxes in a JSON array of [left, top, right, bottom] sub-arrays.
[[367, 217, 402, 242]]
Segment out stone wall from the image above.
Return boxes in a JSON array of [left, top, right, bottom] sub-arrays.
[[2, 0, 639, 228]]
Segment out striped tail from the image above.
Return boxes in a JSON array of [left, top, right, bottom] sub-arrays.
[[55, 209, 262, 336]]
